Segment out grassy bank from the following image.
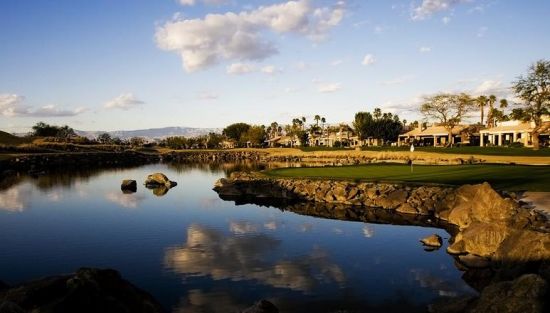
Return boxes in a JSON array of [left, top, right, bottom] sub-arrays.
[[301, 145, 550, 156], [361, 146, 550, 156], [266, 164, 550, 191]]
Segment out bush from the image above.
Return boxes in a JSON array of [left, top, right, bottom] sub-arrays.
[[508, 142, 524, 148]]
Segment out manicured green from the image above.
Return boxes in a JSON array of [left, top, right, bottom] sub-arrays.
[[361, 146, 550, 156], [266, 164, 550, 191], [298, 145, 550, 156]]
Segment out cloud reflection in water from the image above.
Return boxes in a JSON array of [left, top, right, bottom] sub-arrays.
[[164, 224, 345, 292]]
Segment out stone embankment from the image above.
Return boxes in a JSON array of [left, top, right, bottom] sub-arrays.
[[0, 151, 160, 174], [214, 172, 549, 262], [214, 172, 550, 312], [162, 150, 266, 162]]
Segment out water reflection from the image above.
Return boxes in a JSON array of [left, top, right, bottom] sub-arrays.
[[0, 185, 30, 212], [105, 191, 146, 209], [164, 224, 345, 292]]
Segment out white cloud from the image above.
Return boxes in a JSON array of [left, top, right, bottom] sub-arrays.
[[411, 0, 470, 21], [261, 65, 282, 75], [178, 0, 228, 6], [362, 54, 376, 66], [0, 94, 86, 117], [156, 0, 345, 72], [317, 82, 342, 93], [226, 63, 257, 75], [104, 93, 144, 110], [419, 46, 432, 53], [442, 16, 451, 24], [472, 79, 512, 99]]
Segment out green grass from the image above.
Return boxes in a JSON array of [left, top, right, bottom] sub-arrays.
[[361, 145, 550, 156], [266, 164, 550, 191]]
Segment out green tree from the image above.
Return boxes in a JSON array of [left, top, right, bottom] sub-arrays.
[[512, 60, 550, 150], [420, 93, 474, 146], [31, 122, 75, 138], [206, 132, 224, 149], [314, 115, 321, 126], [242, 125, 266, 147], [222, 123, 251, 146], [97, 133, 113, 144]]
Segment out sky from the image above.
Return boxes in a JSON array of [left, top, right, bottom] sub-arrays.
[[1, 0, 549, 132]]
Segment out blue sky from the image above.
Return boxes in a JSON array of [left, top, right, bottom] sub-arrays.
[[1, 0, 549, 132]]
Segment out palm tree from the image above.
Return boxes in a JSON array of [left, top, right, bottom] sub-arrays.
[[500, 99, 508, 109], [314, 115, 321, 126], [475, 95, 488, 126], [487, 95, 497, 127]]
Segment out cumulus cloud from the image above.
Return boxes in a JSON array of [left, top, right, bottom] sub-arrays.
[[411, 0, 470, 21], [317, 82, 342, 93], [0, 94, 86, 117], [361, 54, 375, 66], [156, 0, 345, 72], [104, 93, 144, 110]]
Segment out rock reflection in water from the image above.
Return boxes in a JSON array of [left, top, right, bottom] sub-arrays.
[[164, 224, 345, 292]]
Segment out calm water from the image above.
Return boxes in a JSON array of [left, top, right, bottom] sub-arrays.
[[0, 163, 475, 312]]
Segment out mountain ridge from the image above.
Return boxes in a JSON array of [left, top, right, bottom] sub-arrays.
[[75, 126, 222, 140]]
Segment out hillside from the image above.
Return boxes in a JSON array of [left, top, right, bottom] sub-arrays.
[[0, 131, 31, 145]]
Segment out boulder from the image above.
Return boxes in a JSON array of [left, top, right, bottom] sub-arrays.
[[241, 300, 278, 313], [445, 183, 518, 229], [447, 222, 510, 257], [121, 180, 137, 193], [145, 173, 177, 188], [457, 254, 491, 268], [421, 234, 443, 248], [469, 274, 548, 313], [0, 268, 165, 313]]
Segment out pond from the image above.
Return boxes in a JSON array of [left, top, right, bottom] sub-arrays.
[[0, 163, 476, 312]]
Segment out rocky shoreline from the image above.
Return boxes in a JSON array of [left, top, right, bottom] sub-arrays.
[[214, 172, 550, 312]]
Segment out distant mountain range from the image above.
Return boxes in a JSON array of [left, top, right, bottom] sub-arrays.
[[76, 127, 222, 140]]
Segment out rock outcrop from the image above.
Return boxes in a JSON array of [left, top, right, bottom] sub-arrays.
[[0, 268, 165, 313], [421, 234, 443, 248], [144, 173, 177, 188]]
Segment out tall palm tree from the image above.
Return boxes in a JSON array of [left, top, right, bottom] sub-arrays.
[[475, 95, 488, 126], [487, 95, 497, 127], [314, 115, 321, 126]]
